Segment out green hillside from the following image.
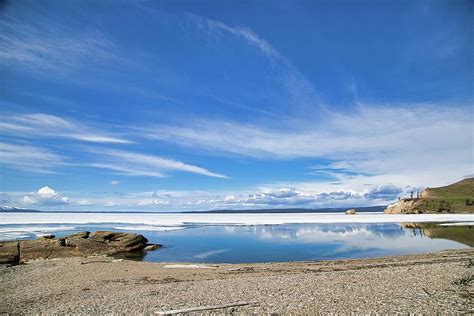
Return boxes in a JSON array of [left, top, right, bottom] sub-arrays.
[[385, 178, 474, 214], [420, 178, 474, 213], [423, 177, 474, 198]]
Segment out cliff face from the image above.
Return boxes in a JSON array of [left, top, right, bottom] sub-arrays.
[[384, 178, 474, 214], [384, 199, 426, 214]]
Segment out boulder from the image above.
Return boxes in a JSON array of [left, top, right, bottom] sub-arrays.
[[144, 244, 161, 251], [0, 241, 20, 264], [90, 231, 148, 252], [0, 231, 152, 263], [345, 209, 356, 215]]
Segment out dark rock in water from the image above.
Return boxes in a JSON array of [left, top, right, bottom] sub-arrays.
[[0, 241, 20, 264], [0, 231, 151, 264], [345, 209, 356, 215], [144, 244, 161, 251], [38, 234, 55, 239], [57, 238, 66, 246]]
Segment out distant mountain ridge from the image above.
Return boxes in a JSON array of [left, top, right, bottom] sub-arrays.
[[185, 206, 386, 213], [0, 206, 41, 212]]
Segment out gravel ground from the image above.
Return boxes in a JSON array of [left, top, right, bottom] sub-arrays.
[[0, 249, 472, 314]]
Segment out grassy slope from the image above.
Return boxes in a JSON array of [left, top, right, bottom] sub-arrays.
[[386, 178, 474, 214], [419, 178, 474, 213]]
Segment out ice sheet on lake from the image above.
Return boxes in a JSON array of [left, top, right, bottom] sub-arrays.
[[438, 222, 474, 226], [0, 225, 77, 240], [1, 212, 473, 228]]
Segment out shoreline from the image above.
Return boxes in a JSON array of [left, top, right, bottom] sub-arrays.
[[1, 248, 472, 314]]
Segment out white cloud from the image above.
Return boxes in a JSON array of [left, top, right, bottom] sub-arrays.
[[100, 197, 171, 208], [104, 201, 117, 207], [77, 200, 92, 206], [22, 186, 69, 206], [143, 103, 472, 189], [364, 184, 403, 201], [2, 176, 453, 211], [0, 113, 131, 144], [109, 180, 120, 185], [211, 188, 363, 209], [0, 141, 64, 173], [85, 186, 367, 210], [86, 148, 228, 179], [224, 195, 236, 202], [137, 199, 170, 207]]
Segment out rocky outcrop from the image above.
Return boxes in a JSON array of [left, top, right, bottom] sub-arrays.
[[0, 231, 160, 265], [384, 199, 425, 214], [89, 231, 149, 252], [345, 209, 356, 215], [0, 241, 19, 264]]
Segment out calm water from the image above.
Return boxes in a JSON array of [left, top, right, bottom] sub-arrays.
[[2, 222, 472, 263]]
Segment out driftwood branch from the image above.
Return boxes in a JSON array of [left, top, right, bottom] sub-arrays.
[[422, 288, 432, 296], [156, 301, 258, 315]]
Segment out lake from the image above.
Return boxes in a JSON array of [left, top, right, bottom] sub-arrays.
[[1, 212, 472, 263]]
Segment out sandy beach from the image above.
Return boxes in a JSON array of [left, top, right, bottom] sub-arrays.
[[1, 248, 472, 314]]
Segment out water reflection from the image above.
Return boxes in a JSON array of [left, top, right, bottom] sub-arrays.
[[231, 223, 407, 241], [0, 222, 471, 263], [139, 223, 472, 263], [402, 223, 474, 247]]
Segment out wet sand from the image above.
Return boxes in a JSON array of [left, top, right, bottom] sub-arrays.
[[1, 248, 472, 314]]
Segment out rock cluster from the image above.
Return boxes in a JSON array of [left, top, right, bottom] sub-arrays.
[[0, 231, 160, 265], [384, 199, 424, 214]]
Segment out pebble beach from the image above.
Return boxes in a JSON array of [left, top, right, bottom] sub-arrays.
[[1, 248, 472, 314]]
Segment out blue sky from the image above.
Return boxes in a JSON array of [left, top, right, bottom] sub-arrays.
[[0, 0, 472, 211]]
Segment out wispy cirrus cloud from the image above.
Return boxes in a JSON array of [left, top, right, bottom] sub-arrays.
[[0, 141, 65, 174], [142, 102, 472, 188], [186, 13, 281, 61], [85, 148, 229, 179], [185, 13, 322, 113], [0, 113, 228, 179], [0, 9, 124, 77], [143, 103, 471, 157], [179, 14, 472, 190], [0, 113, 131, 144]]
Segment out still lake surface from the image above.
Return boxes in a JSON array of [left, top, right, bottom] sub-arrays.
[[1, 212, 472, 263]]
